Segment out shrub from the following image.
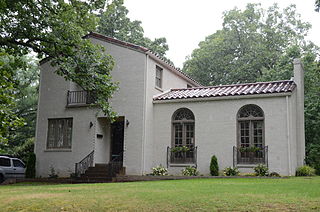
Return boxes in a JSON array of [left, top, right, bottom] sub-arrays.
[[48, 166, 58, 178], [269, 172, 280, 177], [25, 153, 36, 178], [151, 165, 168, 176], [223, 167, 240, 176], [306, 144, 320, 175], [182, 166, 199, 176], [210, 155, 219, 176], [254, 164, 269, 176], [296, 165, 316, 176]]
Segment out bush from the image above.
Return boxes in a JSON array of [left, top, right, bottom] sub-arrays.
[[182, 166, 199, 176], [269, 172, 280, 177], [13, 138, 35, 163], [306, 143, 320, 175], [254, 164, 269, 176], [296, 165, 316, 176], [48, 166, 58, 178], [25, 153, 36, 178], [223, 167, 240, 176], [151, 165, 168, 176], [210, 155, 219, 176]]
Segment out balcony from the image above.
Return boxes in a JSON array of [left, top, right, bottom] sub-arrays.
[[167, 146, 197, 167], [233, 146, 268, 167], [67, 90, 96, 107]]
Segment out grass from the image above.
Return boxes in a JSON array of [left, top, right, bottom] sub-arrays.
[[1, 177, 320, 211]]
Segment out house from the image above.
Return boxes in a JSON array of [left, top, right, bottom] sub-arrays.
[[35, 32, 305, 178]]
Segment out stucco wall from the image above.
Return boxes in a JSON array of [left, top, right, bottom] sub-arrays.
[[35, 62, 98, 177], [153, 94, 299, 176], [35, 38, 147, 177], [142, 57, 195, 174]]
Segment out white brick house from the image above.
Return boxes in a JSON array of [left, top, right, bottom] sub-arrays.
[[35, 32, 305, 177]]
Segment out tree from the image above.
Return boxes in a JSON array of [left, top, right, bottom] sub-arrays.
[[316, 0, 320, 12], [0, 51, 24, 146], [183, 4, 312, 86], [0, 0, 118, 144], [97, 0, 169, 58]]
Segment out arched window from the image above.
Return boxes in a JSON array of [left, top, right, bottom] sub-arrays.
[[172, 108, 195, 148], [237, 104, 264, 149]]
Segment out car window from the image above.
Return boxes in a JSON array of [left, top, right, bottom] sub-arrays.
[[13, 159, 25, 168], [0, 158, 11, 167]]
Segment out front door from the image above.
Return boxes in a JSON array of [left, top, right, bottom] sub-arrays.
[[110, 118, 124, 163]]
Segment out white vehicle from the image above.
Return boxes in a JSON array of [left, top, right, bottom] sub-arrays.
[[0, 155, 26, 183]]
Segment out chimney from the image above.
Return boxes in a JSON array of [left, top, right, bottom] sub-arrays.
[[293, 58, 305, 167]]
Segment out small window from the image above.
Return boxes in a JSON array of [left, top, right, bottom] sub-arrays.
[[47, 118, 73, 149], [0, 158, 11, 167], [13, 159, 25, 168], [155, 66, 163, 88]]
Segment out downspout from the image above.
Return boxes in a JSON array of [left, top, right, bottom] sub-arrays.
[[141, 54, 149, 175], [286, 95, 292, 176]]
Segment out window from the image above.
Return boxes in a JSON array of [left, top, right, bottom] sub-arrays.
[[237, 105, 264, 149], [47, 118, 73, 149], [155, 66, 163, 88], [0, 158, 11, 167], [237, 104, 265, 164], [172, 108, 195, 148], [13, 159, 25, 168]]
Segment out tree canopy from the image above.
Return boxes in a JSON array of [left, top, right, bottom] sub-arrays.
[[183, 4, 315, 86], [0, 0, 118, 125], [0, 0, 119, 144], [97, 0, 169, 58]]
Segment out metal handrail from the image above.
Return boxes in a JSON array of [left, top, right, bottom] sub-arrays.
[[233, 146, 268, 167], [67, 90, 96, 105], [75, 150, 94, 177], [167, 146, 197, 167]]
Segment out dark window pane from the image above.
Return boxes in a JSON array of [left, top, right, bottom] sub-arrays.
[[13, 159, 25, 168], [0, 158, 11, 167], [47, 118, 73, 149]]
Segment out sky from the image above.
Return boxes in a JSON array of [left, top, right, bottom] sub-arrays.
[[124, 0, 320, 68]]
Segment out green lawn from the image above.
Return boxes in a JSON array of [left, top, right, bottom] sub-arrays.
[[1, 177, 320, 212]]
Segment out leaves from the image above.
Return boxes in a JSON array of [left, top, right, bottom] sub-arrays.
[[97, 0, 170, 58], [0, 50, 24, 145], [183, 4, 313, 86], [0, 0, 118, 129]]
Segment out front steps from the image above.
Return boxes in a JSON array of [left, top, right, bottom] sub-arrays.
[[79, 163, 125, 183]]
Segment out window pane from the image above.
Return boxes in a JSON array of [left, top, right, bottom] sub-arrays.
[[155, 66, 162, 88], [0, 158, 11, 167], [185, 124, 194, 147], [47, 118, 73, 149], [13, 159, 25, 168], [174, 124, 183, 146]]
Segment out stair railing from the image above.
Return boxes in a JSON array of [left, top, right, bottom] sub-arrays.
[[75, 150, 94, 177]]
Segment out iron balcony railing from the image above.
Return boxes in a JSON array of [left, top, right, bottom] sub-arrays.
[[67, 90, 96, 106], [75, 150, 94, 177], [233, 146, 268, 167], [167, 146, 197, 167]]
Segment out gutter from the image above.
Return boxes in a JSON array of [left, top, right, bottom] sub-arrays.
[[286, 96, 292, 176]]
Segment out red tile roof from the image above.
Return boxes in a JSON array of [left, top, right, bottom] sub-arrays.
[[154, 80, 296, 101]]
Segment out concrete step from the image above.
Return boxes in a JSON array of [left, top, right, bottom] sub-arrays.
[[78, 176, 112, 182], [81, 172, 110, 177]]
